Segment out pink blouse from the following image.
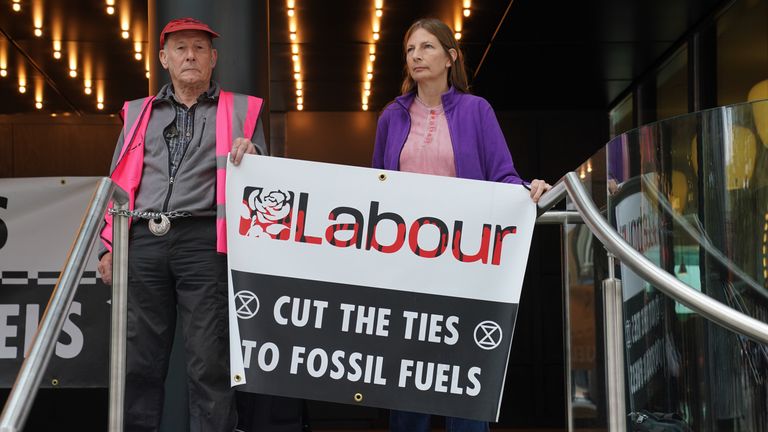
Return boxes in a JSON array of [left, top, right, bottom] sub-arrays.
[[399, 97, 456, 177]]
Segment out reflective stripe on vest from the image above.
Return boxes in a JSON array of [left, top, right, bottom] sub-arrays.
[[100, 90, 263, 254]]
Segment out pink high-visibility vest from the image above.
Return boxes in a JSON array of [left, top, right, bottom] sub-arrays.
[[101, 91, 263, 254]]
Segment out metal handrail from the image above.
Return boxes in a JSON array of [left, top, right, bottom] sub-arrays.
[[536, 210, 583, 225], [554, 171, 768, 344], [536, 178, 567, 215], [0, 178, 128, 432]]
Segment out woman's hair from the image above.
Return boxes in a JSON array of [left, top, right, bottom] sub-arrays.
[[400, 18, 470, 95]]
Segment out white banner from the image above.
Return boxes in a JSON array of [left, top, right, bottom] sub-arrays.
[[226, 155, 536, 421]]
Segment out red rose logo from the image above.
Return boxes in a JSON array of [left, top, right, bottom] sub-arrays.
[[239, 187, 294, 240]]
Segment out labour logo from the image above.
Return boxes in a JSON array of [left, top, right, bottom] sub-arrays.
[[239, 187, 294, 239], [474, 320, 503, 350], [234, 290, 260, 319]]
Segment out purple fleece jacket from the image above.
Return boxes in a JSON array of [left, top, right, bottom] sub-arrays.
[[373, 86, 524, 184]]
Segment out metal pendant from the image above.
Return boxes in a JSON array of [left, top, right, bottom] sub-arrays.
[[148, 214, 171, 236]]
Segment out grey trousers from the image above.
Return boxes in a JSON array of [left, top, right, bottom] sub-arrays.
[[125, 218, 236, 432]]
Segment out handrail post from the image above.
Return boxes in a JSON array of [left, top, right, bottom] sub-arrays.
[[108, 188, 129, 432], [0, 178, 117, 432], [602, 254, 626, 432]]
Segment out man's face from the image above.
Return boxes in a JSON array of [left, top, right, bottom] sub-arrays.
[[159, 30, 217, 88]]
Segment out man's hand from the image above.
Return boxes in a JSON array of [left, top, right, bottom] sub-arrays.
[[98, 252, 113, 286], [230, 137, 258, 165], [529, 179, 552, 203]]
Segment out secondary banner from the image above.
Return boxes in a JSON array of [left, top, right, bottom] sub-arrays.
[[226, 155, 536, 421], [0, 177, 109, 387]]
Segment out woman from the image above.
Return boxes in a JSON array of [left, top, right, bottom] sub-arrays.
[[372, 18, 551, 432]]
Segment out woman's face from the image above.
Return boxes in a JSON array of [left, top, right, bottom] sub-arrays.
[[405, 28, 453, 87]]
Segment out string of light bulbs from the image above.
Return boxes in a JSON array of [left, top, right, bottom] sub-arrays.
[[362, 0, 383, 111], [287, 0, 304, 110], [455, 0, 472, 41]]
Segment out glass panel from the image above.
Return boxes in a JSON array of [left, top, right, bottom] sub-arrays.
[[565, 149, 608, 432], [567, 99, 768, 432], [607, 120, 673, 421], [608, 101, 766, 431], [696, 102, 768, 431]]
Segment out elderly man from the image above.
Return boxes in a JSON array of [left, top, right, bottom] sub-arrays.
[[97, 18, 265, 431]]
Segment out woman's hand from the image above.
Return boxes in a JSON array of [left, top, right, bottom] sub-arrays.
[[528, 179, 552, 203]]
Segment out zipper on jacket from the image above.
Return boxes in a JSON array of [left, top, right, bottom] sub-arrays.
[[162, 176, 175, 212], [196, 117, 207, 149]]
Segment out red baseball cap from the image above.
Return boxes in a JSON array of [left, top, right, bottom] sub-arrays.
[[159, 18, 220, 47]]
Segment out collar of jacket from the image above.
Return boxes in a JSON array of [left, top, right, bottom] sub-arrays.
[[393, 85, 460, 113], [154, 80, 220, 105]]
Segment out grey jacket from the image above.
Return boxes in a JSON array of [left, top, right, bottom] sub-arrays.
[[100, 81, 266, 257], [108, 81, 266, 215]]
